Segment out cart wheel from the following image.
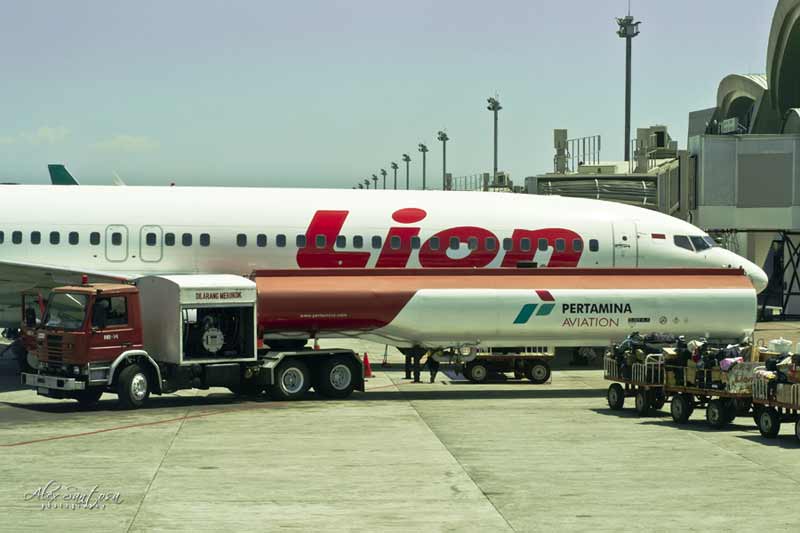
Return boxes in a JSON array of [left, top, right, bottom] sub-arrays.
[[670, 393, 691, 424], [706, 399, 728, 429], [758, 408, 781, 438], [752, 405, 763, 427], [724, 399, 737, 424], [525, 360, 551, 384], [651, 389, 666, 410], [607, 383, 625, 410], [634, 389, 651, 416]]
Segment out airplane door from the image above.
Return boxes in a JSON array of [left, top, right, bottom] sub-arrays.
[[105, 225, 129, 262], [140, 225, 163, 262], [612, 222, 638, 267]]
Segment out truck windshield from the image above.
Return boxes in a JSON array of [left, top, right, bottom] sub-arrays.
[[43, 293, 89, 331]]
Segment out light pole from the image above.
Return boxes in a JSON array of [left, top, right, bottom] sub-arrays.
[[358, 183, 363, 189], [380, 168, 387, 189], [390, 162, 399, 190], [371, 174, 378, 189], [487, 96, 502, 183], [418, 143, 428, 190], [437, 131, 449, 190], [402, 154, 411, 190], [363, 179, 371, 190], [617, 12, 641, 162]]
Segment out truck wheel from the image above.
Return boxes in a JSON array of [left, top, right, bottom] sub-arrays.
[[267, 359, 310, 400], [670, 394, 691, 424], [525, 360, 551, 384], [706, 400, 728, 428], [758, 408, 781, 438], [795, 419, 800, 443], [315, 357, 356, 399], [634, 389, 651, 416], [463, 362, 489, 383], [117, 364, 150, 409], [75, 388, 104, 408], [607, 383, 625, 410]]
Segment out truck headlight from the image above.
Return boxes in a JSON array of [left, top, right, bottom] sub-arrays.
[[71, 365, 81, 376]]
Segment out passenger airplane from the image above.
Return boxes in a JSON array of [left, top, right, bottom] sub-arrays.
[[0, 184, 767, 329]]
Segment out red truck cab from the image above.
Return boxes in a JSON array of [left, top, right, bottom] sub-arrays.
[[25, 282, 143, 406]]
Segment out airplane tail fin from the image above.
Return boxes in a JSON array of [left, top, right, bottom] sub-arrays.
[[48, 164, 79, 185]]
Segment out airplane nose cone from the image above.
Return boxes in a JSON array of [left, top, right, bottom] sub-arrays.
[[748, 263, 769, 294]]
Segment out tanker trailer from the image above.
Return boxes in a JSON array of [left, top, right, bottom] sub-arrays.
[[253, 268, 757, 351]]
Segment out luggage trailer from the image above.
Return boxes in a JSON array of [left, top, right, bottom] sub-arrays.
[[461, 347, 554, 384], [752, 375, 800, 442], [605, 353, 757, 428]]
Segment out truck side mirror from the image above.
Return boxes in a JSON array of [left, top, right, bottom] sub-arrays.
[[25, 308, 37, 327], [92, 304, 107, 330]]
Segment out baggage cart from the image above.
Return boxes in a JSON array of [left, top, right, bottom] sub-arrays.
[[604, 354, 665, 416], [752, 371, 800, 442]]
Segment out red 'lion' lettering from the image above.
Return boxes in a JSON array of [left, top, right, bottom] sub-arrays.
[[419, 227, 498, 268], [500, 228, 583, 267], [297, 211, 370, 268]]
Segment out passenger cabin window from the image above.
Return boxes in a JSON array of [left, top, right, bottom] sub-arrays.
[[50, 231, 60, 245], [112, 232, 122, 246], [690, 236, 710, 251], [12, 231, 22, 244], [237, 234, 247, 247], [449, 237, 459, 250], [276, 234, 286, 247], [0, 231, 4, 244], [164, 233, 175, 246], [69, 232, 79, 245], [555, 239, 566, 252], [257, 234, 267, 247], [468, 237, 478, 251], [182, 233, 192, 247], [429, 237, 440, 250], [371, 236, 382, 249], [486, 237, 497, 251], [93, 296, 128, 328], [90, 232, 100, 245], [316, 235, 326, 249], [146, 232, 157, 246], [296, 235, 306, 248], [573, 239, 583, 252], [31, 231, 41, 245], [390, 236, 401, 250], [538, 238, 548, 251], [503, 238, 513, 251], [411, 236, 421, 250], [352, 236, 363, 249], [589, 239, 599, 252], [336, 235, 346, 248], [200, 233, 210, 247], [673, 235, 693, 251]]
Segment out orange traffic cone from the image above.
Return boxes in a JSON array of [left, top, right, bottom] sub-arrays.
[[363, 352, 373, 378]]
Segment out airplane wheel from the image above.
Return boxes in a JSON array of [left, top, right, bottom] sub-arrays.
[[607, 383, 625, 410], [670, 394, 691, 424], [634, 389, 651, 416], [758, 408, 781, 438], [706, 400, 728, 429]]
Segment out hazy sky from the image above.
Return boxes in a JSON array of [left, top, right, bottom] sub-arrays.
[[0, 0, 776, 187]]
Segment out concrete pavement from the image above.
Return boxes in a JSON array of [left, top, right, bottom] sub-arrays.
[[0, 338, 798, 532]]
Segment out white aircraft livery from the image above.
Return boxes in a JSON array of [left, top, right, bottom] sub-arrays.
[[0, 184, 767, 328]]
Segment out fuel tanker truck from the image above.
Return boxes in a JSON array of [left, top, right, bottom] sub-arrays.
[[21, 268, 757, 409]]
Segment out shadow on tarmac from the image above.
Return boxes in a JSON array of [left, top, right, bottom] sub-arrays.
[[737, 435, 800, 448], [360, 387, 602, 401]]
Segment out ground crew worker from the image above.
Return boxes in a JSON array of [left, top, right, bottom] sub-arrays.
[[413, 352, 423, 383], [404, 354, 412, 379], [426, 351, 441, 383]]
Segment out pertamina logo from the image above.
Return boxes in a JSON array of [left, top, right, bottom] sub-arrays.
[[513, 291, 556, 324]]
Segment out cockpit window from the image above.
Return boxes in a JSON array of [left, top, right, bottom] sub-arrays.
[[673, 235, 693, 251], [702, 236, 717, 248], [690, 236, 711, 251]]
